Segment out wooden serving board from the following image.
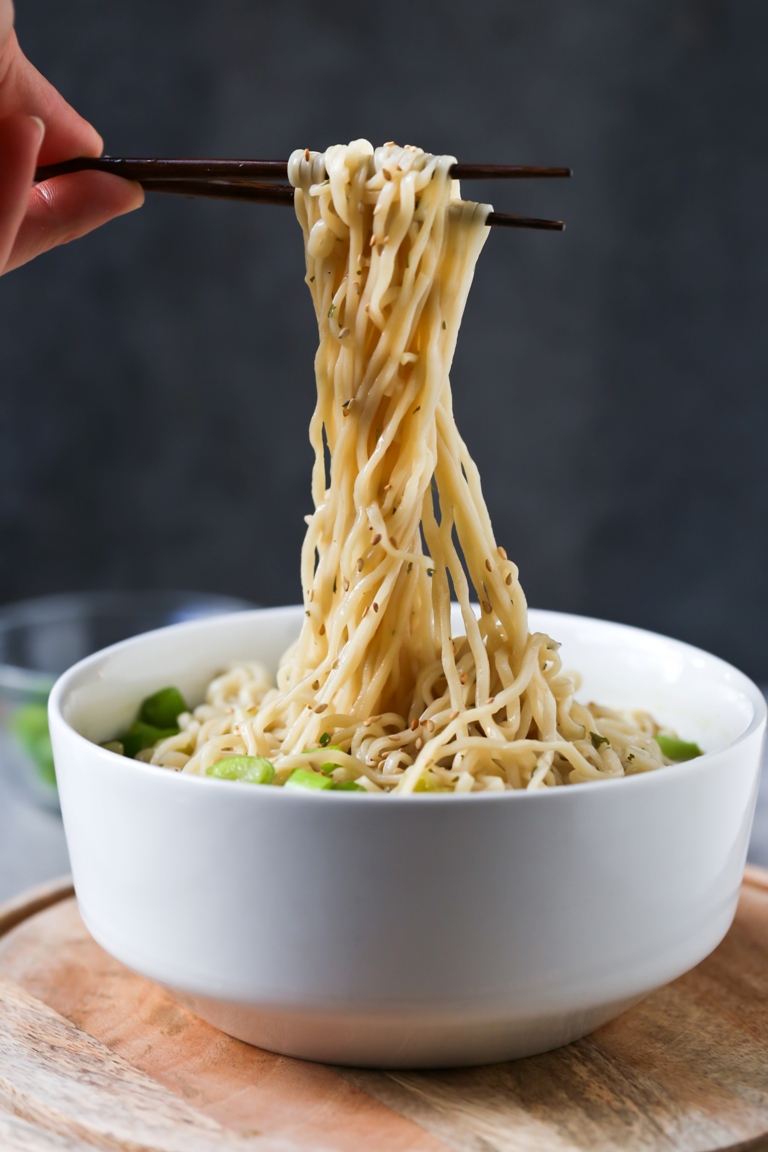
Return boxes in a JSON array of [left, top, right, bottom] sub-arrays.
[[1, 873, 768, 1152]]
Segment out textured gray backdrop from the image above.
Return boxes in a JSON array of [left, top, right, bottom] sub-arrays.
[[1, 0, 767, 676]]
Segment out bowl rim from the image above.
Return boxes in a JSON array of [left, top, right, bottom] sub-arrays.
[[48, 604, 768, 805]]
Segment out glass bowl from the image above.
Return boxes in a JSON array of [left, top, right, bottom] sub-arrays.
[[0, 591, 254, 811]]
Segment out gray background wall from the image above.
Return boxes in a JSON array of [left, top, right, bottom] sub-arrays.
[[1, 0, 766, 677]]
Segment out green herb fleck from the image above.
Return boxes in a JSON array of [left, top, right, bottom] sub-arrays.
[[319, 732, 331, 747], [590, 732, 609, 750], [441, 320, 446, 330], [328, 303, 336, 318]]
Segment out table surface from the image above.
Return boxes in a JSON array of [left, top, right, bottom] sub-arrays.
[[2, 693, 767, 903]]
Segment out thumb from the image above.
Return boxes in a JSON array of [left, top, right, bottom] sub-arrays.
[[0, 111, 44, 272]]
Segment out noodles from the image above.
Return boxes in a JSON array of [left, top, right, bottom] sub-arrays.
[[150, 140, 670, 792]]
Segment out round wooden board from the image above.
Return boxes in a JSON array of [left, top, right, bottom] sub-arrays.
[[1, 872, 768, 1152]]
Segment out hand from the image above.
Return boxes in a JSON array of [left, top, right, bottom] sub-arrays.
[[0, 0, 143, 276]]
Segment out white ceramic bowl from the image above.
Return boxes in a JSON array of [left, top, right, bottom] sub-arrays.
[[49, 606, 766, 1067]]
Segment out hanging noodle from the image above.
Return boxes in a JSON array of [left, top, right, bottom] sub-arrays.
[[150, 140, 668, 792]]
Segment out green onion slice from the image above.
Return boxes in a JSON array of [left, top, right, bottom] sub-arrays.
[[207, 756, 275, 784], [655, 734, 703, 762]]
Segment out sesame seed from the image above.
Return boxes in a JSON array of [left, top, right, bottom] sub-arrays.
[[357, 558, 365, 571], [315, 703, 328, 714], [505, 574, 513, 585], [304, 148, 310, 161], [372, 533, 382, 545], [410, 718, 419, 731], [426, 719, 435, 733], [343, 578, 350, 591], [373, 602, 379, 613], [339, 328, 350, 340], [319, 624, 326, 636], [498, 546, 507, 559], [485, 559, 492, 572], [415, 738, 423, 750], [383, 483, 392, 491], [482, 600, 492, 614]]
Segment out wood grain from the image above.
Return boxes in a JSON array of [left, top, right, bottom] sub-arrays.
[[0, 899, 447, 1152], [0, 973, 292, 1150], [0, 870, 767, 1151], [0, 874, 73, 939]]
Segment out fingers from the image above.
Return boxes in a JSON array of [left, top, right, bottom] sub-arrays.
[[0, 111, 43, 271], [5, 169, 144, 272], [0, 0, 13, 55], [0, 9, 144, 276], [1, 29, 103, 164]]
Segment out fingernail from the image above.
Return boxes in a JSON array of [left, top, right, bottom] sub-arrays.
[[30, 116, 46, 141]]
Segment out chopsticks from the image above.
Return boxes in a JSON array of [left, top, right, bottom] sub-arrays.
[[33, 157, 570, 231]]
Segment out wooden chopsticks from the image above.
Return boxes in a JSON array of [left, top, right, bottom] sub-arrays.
[[33, 157, 570, 231]]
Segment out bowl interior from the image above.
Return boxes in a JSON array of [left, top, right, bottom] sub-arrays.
[[56, 605, 762, 760]]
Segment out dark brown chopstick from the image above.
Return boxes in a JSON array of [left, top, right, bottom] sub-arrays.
[[486, 212, 564, 231], [34, 156, 571, 184], [137, 179, 565, 230], [144, 179, 295, 206]]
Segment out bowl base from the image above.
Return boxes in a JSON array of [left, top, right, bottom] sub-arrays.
[[167, 987, 646, 1068]]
